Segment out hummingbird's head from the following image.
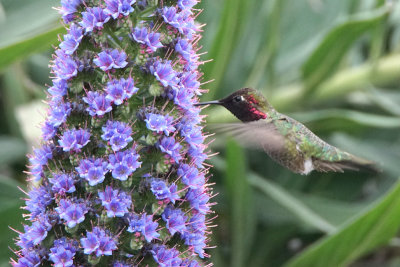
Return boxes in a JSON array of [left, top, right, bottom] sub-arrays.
[[196, 88, 274, 122]]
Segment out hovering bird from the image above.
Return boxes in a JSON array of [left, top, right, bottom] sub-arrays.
[[195, 88, 377, 175]]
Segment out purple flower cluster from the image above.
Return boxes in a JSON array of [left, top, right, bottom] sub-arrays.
[[150, 178, 180, 204], [60, 24, 83, 55], [76, 157, 108, 186], [94, 49, 128, 71], [145, 113, 176, 135], [132, 27, 163, 52], [127, 213, 160, 242], [55, 198, 88, 228], [80, 227, 117, 256], [49, 173, 76, 195], [83, 91, 113, 116], [105, 0, 136, 19], [101, 120, 133, 151], [80, 7, 110, 32], [108, 148, 141, 180], [49, 238, 78, 267], [105, 77, 138, 105], [98, 186, 132, 217], [14, 0, 212, 266], [58, 128, 91, 152]]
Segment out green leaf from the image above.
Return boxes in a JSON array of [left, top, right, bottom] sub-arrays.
[[245, 0, 287, 88], [285, 179, 400, 267], [0, 0, 62, 69], [247, 172, 336, 233], [0, 136, 26, 165], [212, 156, 336, 233], [302, 7, 389, 94], [225, 140, 256, 267], [0, 175, 24, 262], [201, 0, 250, 100], [0, 27, 63, 69]]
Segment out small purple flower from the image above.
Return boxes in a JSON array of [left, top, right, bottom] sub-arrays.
[[188, 144, 207, 168], [59, 0, 83, 23], [132, 27, 163, 53], [25, 186, 52, 220], [48, 101, 71, 127], [184, 214, 207, 257], [177, 163, 205, 189], [188, 213, 207, 232], [52, 50, 78, 80], [175, 39, 193, 62], [58, 128, 91, 152], [131, 27, 147, 44], [146, 32, 163, 52], [161, 7, 181, 29], [48, 79, 68, 99], [98, 186, 132, 217], [49, 238, 77, 267], [101, 120, 133, 151], [113, 261, 131, 267], [162, 206, 187, 235], [150, 179, 179, 203], [25, 217, 52, 246], [42, 121, 57, 141], [183, 230, 206, 258], [83, 91, 113, 116], [171, 86, 194, 110], [180, 71, 200, 94], [180, 124, 204, 148], [94, 49, 128, 71], [108, 148, 141, 180], [79, 7, 110, 32], [158, 136, 182, 162], [80, 227, 117, 257], [150, 244, 182, 267], [120, 77, 138, 98], [105, 77, 138, 105], [145, 113, 176, 135], [12, 249, 42, 267], [178, 0, 197, 11], [150, 60, 179, 88], [105, 0, 136, 19], [182, 259, 201, 267], [28, 145, 53, 181], [60, 24, 83, 55], [55, 198, 88, 228], [76, 157, 108, 186], [186, 189, 210, 214], [49, 173, 76, 195], [161, 8, 198, 39], [176, 10, 197, 38], [127, 213, 160, 242]]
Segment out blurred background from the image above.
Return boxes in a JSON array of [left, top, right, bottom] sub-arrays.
[[1, 0, 400, 266]]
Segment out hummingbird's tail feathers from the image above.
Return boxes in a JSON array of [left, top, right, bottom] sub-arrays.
[[339, 157, 380, 174], [314, 157, 380, 174]]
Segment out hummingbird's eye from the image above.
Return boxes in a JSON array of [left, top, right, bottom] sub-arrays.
[[233, 95, 243, 103]]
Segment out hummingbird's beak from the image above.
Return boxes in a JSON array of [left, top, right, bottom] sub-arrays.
[[194, 100, 221, 106]]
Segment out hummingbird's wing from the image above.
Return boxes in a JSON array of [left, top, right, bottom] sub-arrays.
[[209, 121, 286, 153]]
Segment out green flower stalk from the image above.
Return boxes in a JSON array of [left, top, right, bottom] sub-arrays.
[[12, 0, 213, 266]]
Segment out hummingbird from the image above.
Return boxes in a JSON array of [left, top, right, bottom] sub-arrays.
[[195, 88, 377, 175]]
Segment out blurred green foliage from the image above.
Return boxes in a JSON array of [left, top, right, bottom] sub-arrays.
[[1, 0, 400, 266]]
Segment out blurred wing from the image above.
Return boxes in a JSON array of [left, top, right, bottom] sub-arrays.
[[209, 121, 286, 154]]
